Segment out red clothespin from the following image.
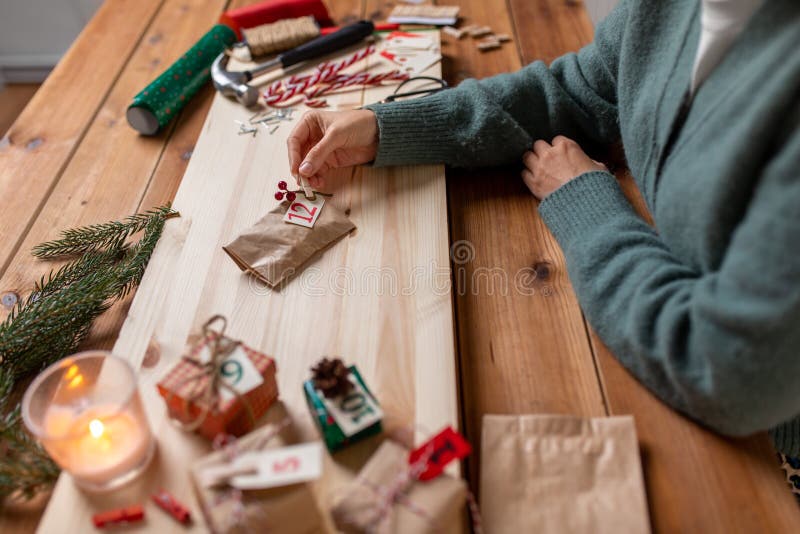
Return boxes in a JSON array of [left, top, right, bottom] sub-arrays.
[[92, 505, 145, 529], [152, 488, 192, 525]]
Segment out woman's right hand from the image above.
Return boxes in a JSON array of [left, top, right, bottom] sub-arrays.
[[287, 109, 379, 190]]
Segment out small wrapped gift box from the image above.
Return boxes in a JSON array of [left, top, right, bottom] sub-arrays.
[[303, 360, 382, 452], [331, 440, 467, 533], [157, 316, 279, 440], [192, 421, 325, 534]]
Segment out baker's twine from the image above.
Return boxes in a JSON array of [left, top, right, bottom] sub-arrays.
[[263, 44, 409, 108], [206, 417, 294, 531], [165, 315, 256, 432], [244, 16, 319, 57], [339, 436, 484, 534]]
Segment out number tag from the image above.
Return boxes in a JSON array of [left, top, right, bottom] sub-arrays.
[[283, 195, 325, 228], [197, 344, 263, 403], [203, 442, 323, 490], [320, 376, 383, 437], [409, 426, 471, 481]]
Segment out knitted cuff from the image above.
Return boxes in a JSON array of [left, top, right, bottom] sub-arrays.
[[538, 171, 631, 246], [770, 418, 800, 457], [364, 94, 459, 167]]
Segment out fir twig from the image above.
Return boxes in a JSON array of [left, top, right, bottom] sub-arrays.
[[0, 385, 60, 502], [0, 205, 178, 501], [31, 206, 175, 259], [32, 248, 126, 301]]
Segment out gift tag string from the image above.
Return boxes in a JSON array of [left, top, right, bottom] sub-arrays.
[[165, 315, 256, 432], [209, 417, 294, 532]]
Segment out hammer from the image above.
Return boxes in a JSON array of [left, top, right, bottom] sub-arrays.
[[212, 20, 375, 107]]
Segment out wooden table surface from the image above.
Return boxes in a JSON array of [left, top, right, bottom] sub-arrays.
[[1, 0, 798, 532]]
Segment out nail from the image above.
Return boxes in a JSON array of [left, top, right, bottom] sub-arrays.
[[299, 161, 313, 175]]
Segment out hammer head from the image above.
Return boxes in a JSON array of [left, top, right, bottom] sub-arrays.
[[211, 53, 261, 108]]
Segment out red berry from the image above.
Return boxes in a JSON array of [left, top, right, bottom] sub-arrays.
[[277, 180, 288, 191], [286, 191, 297, 202], [275, 191, 284, 201]]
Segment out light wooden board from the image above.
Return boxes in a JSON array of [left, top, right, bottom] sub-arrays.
[[38, 31, 458, 533]]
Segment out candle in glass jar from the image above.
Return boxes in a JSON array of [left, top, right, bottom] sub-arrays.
[[22, 351, 156, 491]]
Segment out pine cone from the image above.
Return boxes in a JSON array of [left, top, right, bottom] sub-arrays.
[[311, 357, 353, 398]]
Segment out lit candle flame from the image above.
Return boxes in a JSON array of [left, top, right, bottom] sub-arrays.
[[65, 364, 79, 379], [65, 364, 83, 388], [89, 419, 104, 439]]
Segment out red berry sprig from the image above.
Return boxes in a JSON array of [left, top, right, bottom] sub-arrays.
[[274, 180, 297, 202]]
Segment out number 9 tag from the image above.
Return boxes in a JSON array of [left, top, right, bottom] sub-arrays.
[[283, 195, 325, 228]]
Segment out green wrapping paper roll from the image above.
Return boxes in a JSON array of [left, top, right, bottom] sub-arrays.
[[127, 24, 237, 135]]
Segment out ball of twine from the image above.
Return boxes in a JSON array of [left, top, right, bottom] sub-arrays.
[[243, 16, 320, 58]]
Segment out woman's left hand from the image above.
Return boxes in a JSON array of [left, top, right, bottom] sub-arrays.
[[522, 136, 608, 200]]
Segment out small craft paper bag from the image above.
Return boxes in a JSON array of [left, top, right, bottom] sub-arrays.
[[223, 201, 355, 287], [192, 423, 325, 534], [480, 414, 651, 534], [331, 440, 466, 533]]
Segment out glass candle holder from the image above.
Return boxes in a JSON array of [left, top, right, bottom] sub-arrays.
[[22, 351, 156, 492]]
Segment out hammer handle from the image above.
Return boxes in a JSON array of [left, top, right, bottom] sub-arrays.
[[279, 20, 375, 69]]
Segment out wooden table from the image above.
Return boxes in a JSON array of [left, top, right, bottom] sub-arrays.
[[1, 0, 798, 532]]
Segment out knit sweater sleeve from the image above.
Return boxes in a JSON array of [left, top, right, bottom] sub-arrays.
[[538, 127, 800, 452], [364, 2, 629, 167]]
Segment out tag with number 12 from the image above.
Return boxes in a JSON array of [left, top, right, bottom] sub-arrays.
[[283, 195, 325, 228]]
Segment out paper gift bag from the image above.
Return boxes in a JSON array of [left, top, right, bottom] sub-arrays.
[[480, 414, 650, 534], [223, 200, 355, 287], [331, 440, 466, 533], [192, 422, 325, 534]]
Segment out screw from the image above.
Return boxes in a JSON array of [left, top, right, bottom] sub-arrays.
[[1, 292, 19, 309]]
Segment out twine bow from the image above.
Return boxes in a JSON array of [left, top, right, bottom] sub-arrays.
[[208, 417, 294, 532], [357, 443, 438, 533], [166, 315, 256, 432], [341, 433, 484, 534]]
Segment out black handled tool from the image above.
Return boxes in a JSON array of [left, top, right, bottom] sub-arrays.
[[211, 20, 375, 107]]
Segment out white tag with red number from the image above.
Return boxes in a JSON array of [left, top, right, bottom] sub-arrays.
[[283, 195, 325, 228], [202, 442, 323, 490]]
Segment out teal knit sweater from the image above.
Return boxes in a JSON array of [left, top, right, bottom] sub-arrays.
[[366, 0, 800, 455]]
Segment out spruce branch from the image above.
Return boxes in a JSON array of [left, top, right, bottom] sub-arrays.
[[31, 206, 176, 259], [32, 248, 126, 301], [0, 383, 60, 502], [0, 205, 178, 501]]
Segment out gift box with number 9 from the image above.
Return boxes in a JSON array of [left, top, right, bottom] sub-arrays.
[[157, 316, 279, 440]]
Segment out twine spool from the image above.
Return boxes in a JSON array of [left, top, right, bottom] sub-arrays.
[[236, 16, 319, 61]]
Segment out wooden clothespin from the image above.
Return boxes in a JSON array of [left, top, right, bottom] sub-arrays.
[[296, 175, 316, 201], [197, 456, 260, 489]]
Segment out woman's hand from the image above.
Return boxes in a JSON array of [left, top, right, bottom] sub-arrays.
[[522, 135, 608, 200], [287, 109, 379, 190]]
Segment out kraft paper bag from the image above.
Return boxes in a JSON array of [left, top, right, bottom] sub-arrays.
[[331, 440, 466, 533], [191, 421, 325, 534], [223, 201, 355, 287], [480, 414, 650, 534]]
